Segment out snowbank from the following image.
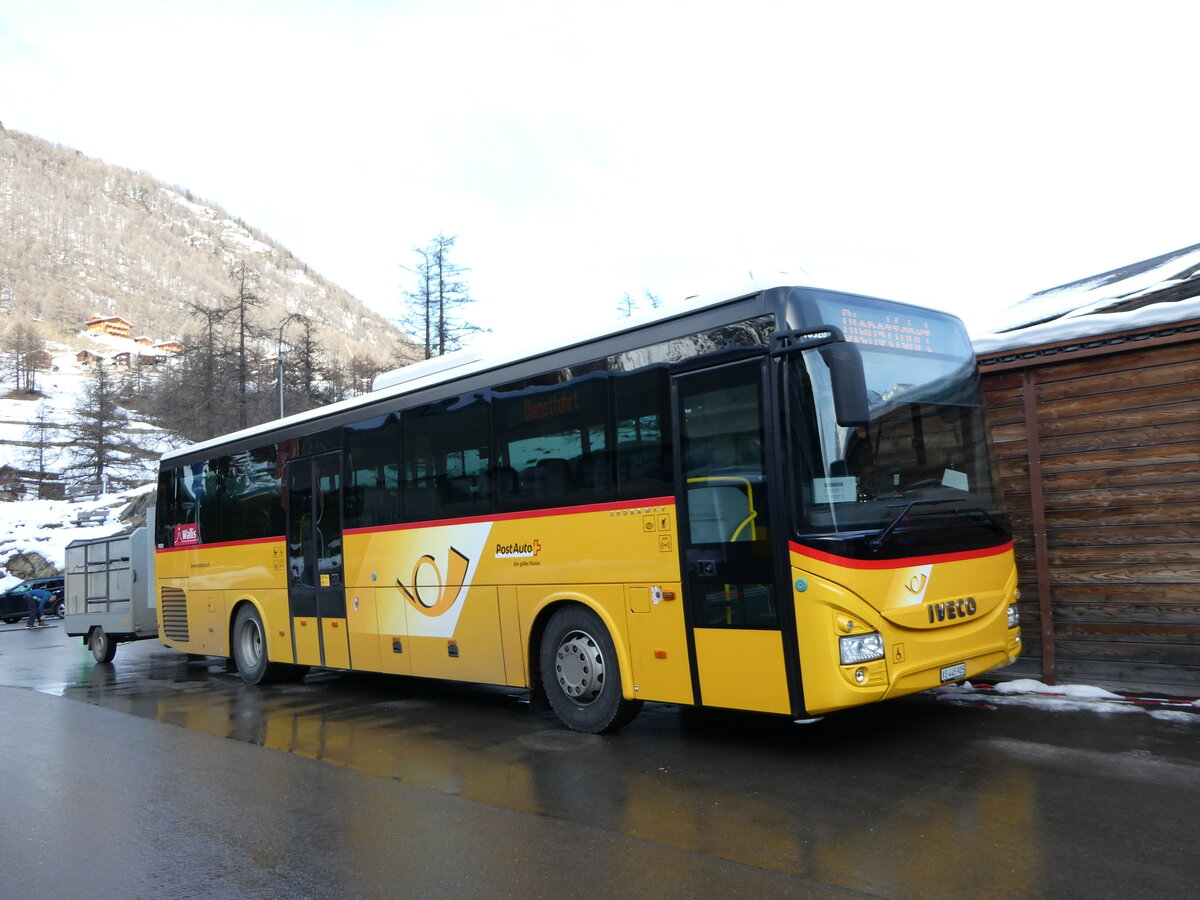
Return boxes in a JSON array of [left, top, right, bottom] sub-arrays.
[[934, 679, 1199, 719], [0, 484, 154, 589]]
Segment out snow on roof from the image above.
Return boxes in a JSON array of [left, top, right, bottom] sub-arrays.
[[973, 243, 1200, 354], [79, 331, 173, 359]]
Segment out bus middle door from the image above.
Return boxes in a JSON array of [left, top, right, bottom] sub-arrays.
[[673, 359, 793, 715], [286, 451, 351, 669]]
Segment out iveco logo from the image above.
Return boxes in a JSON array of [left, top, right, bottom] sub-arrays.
[[905, 574, 928, 594], [927, 597, 979, 623]]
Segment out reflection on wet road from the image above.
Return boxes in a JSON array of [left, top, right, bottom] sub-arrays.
[[4, 626, 1198, 899]]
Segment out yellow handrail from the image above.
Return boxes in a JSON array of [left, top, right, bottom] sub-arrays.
[[685, 475, 758, 542]]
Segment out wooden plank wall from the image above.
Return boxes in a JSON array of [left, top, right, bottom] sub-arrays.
[[978, 327, 1200, 696]]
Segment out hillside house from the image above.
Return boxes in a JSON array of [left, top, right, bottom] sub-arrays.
[[22, 349, 54, 371], [975, 244, 1200, 697], [0, 465, 62, 501], [85, 316, 132, 339], [78, 316, 181, 366]]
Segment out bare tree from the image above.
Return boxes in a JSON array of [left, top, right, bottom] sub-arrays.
[[401, 233, 482, 358], [281, 316, 328, 415], [224, 262, 267, 429], [2, 321, 44, 392], [172, 302, 230, 439], [20, 401, 58, 498], [348, 356, 383, 396], [617, 290, 662, 319]]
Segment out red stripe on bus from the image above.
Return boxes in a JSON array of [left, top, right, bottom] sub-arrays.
[[157, 535, 285, 553], [344, 496, 677, 535], [789, 541, 1014, 570]]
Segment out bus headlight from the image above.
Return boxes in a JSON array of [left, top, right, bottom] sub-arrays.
[[1007, 605, 1020, 629], [840, 632, 885, 665]]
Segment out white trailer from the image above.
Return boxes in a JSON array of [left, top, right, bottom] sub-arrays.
[[64, 517, 157, 663]]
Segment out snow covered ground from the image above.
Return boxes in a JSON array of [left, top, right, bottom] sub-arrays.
[[1, 345, 166, 590], [1, 342, 174, 471], [1, 343, 170, 493], [0, 484, 153, 592], [934, 679, 1199, 720]]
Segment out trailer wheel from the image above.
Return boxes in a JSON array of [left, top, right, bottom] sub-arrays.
[[90, 628, 117, 664], [232, 604, 278, 685], [539, 605, 642, 734]]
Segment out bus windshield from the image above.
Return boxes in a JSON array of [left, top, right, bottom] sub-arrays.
[[787, 332, 1008, 554]]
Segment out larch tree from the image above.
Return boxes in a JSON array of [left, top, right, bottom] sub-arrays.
[[284, 316, 327, 415], [20, 401, 58, 498], [166, 301, 230, 440], [224, 262, 267, 429], [63, 362, 154, 491], [2, 321, 44, 392], [401, 233, 481, 358]]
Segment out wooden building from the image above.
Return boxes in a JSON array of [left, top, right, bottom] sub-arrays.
[[0, 465, 63, 501], [976, 246, 1200, 697], [85, 315, 133, 339]]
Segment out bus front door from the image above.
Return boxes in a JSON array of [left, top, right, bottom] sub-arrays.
[[286, 451, 351, 669], [674, 360, 793, 715]]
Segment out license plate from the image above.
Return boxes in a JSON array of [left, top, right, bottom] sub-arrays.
[[940, 662, 967, 683]]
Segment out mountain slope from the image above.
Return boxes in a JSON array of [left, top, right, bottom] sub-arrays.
[[0, 126, 417, 366]]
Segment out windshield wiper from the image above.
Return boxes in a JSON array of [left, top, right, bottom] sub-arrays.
[[869, 499, 1005, 552], [868, 498, 957, 552]]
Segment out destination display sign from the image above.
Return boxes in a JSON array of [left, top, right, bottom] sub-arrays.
[[812, 297, 968, 356]]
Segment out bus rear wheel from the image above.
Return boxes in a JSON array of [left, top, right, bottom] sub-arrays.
[[539, 605, 642, 734], [232, 605, 278, 685]]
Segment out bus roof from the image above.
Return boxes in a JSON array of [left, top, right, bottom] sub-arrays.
[[160, 282, 954, 465]]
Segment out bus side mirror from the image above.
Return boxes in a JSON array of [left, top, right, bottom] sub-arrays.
[[821, 342, 870, 427]]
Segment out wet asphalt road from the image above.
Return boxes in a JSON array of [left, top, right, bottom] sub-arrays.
[[1, 623, 1197, 899]]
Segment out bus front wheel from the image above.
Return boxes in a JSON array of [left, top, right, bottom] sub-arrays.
[[539, 605, 642, 734], [232, 605, 278, 685]]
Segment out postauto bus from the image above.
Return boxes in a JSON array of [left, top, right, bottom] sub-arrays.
[[154, 286, 1020, 732]]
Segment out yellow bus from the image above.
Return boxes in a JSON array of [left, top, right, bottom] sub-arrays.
[[154, 286, 1021, 732]]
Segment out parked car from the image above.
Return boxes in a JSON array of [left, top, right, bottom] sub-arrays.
[[0, 576, 66, 623]]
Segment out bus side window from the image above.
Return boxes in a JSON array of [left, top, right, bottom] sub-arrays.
[[345, 414, 402, 529], [614, 368, 670, 499], [403, 397, 489, 522], [496, 375, 609, 512], [155, 467, 178, 547]]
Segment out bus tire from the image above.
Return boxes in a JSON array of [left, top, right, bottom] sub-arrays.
[[90, 627, 117, 664], [540, 605, 642, 734], [232, 604, 278, 685]]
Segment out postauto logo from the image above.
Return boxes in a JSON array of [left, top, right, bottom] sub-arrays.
[[494, 540, 541, 559]]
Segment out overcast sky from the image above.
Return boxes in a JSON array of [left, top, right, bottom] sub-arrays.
[[3, 0, 1198, 342]]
